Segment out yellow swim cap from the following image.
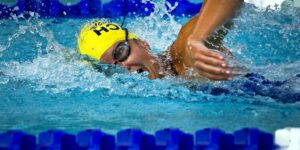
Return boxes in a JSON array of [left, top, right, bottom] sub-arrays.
[[77, 21, 138, 60]]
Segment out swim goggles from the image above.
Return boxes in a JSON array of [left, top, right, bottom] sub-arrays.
[[112, 28, 131, 63]]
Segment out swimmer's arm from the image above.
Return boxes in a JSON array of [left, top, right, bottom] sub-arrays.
[[190, 0, 243, 41], [171, 0, 243, 80], [188, 0, 243, 80]]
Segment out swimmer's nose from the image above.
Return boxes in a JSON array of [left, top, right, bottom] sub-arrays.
[[116, 61, 143, 73], [120, 62, 130, 69]]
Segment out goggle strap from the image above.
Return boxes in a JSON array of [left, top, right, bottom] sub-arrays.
[[124, 28, 129, 42]]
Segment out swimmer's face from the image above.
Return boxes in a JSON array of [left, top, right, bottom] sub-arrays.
[[100, 39, 160, 79]]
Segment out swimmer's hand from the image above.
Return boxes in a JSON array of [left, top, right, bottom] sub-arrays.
[[185, 37, 237, 80]]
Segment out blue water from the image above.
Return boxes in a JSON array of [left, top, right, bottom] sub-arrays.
[[0, 3, 299, 135]]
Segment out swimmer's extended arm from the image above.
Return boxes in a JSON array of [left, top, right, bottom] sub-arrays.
[[171, 0, 243, 80], [190, 0, 243, 40]]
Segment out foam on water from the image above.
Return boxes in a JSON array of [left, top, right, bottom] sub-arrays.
[[225, 4, 300, 67], [129, 0, 182, 52], [0, 1, 299, 99]]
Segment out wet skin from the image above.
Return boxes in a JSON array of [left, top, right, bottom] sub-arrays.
[[100, 23, 231, 80], [100, 0, 243, 80], [100, 39, 161, 79], [100, 17, 236, 80]]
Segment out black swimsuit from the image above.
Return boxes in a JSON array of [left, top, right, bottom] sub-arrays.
[[188, 73, 300, 103]]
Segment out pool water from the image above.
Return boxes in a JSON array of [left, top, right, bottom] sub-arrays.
[[0, 2, 299, 135]]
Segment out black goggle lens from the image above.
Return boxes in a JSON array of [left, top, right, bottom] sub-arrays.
[[112, 28, 131, 63], [113, 41, 130, 62]]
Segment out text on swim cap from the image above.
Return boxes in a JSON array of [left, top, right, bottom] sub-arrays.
[[92, 23, 120, 36]]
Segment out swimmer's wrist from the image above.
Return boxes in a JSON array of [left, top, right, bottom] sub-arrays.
[[188, 33, 206, 42]]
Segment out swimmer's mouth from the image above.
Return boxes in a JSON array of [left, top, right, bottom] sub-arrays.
[[137, 68, 144, 73], [128, 67, 145, 74]]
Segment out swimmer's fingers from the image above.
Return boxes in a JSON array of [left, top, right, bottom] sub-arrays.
[[186, 38, 239, 80], [194, 53, 227, 68], [192, 44, 224, 60], [193, 53, 233, 76], [195, 62, 242, 80], [195, 62, 232, 76]]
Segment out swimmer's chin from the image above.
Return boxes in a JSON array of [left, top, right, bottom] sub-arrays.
[[148, 72, 157, 80], [146, 67, 163, 80], [145, 66, 158, 80]]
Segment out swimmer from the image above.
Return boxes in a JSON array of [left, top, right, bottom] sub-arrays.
[[77, 0, 244, 80]]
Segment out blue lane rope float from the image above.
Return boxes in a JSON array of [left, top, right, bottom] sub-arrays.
[[0, 0, 202, 18], [0, 128, 276, 149]]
